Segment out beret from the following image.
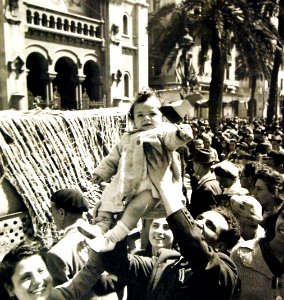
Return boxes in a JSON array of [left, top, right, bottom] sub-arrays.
[[230, 195, 263, 224], [51, 189, 89, 213], [213, 161, 239, 179]]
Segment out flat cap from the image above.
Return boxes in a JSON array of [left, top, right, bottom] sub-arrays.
[[51, 189, 89, 213], [213, 161, 239, 179], [230, 195, 263, 224]]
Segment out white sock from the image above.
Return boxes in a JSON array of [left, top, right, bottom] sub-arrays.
[[105, 220, 130, 243]]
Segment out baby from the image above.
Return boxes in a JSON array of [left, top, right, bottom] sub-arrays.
[[81, 89, 193, 252]]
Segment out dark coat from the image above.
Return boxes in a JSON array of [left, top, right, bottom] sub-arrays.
[[188, 171, 223, 218], [102, 208, 238, 300]]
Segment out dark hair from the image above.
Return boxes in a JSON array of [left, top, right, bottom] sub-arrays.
[[263, 202, 284, 241], [255, 167, 283, 194], [0, 240, 47, 289], [128, 88, 160, 121], [242, 161, 263, 179], [211, 205, 241, 250]]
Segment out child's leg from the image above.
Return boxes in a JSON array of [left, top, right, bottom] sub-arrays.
[[92, 210, 115, 235], [93, 190, 156, 252]]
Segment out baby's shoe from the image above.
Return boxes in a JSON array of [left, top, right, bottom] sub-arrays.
[[88, 235, 116, 252], [78, 223, 104, 239]]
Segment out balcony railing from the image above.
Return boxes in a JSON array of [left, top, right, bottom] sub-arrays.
[[24, 2, 104, 43]]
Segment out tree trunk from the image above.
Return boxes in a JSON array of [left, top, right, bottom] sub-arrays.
[[248, 74, 257, 122], [208, 33, 225, 132], [267, 48, 281, 123]]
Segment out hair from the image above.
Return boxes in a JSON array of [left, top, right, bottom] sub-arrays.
[[128, 88, 160, 121], [263, 202, 284, 241], [0, 240, 47, 290], [242, 161, 263, 179], [211, 205, 241, 250], [255, 167, 284, 194]]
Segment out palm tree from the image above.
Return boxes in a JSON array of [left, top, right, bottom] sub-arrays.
[[148, 0, 279, 131]]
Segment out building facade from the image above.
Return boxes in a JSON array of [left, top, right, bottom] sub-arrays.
[[0, 0, 149, 111]]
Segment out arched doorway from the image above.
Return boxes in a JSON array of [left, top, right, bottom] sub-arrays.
[[54, 57, 78, 110], [83, 61, 101, 108], [26, 52, 48, 109]]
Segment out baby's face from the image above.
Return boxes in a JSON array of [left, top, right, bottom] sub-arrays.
[[133, 96, 163, 131]]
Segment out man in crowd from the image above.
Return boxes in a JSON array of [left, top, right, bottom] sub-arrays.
[[82, 141, 241, 300], [46, 188, 121, 299], [188, 148, 222, 218]]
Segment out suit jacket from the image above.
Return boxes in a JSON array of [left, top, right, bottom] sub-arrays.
[[188, 171, 223, 218]]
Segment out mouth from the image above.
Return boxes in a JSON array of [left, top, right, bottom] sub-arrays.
[[31, 285, 48, 295], [278, 226, 284, 235]]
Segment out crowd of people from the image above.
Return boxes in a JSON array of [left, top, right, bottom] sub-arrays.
[[0, 89, 283, 300]]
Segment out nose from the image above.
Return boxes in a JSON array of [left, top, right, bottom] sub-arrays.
[[251, 187, 257, 197], [195, 220, 204, 230], [32, 272, 44, 286]]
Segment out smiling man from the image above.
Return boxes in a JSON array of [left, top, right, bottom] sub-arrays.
[[83, 141, 241, 300]]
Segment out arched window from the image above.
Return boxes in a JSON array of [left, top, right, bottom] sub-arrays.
[[77, 22, 82, 34], [83, 24, 88, 35], [70, 21, 76, 33], [26, 10, 32, 24], [64, 19, 69, 31], [34, 12, 40, 25], [123, 15, 128, 35], [89, 25, 95, 37], [49, 16, 55, 28], [57, 18, 62, 30], [124, 74, 129, 97], [42, 14, 48, 27]]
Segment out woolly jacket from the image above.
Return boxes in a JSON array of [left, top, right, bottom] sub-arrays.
[[231, 238, 284, 300], [94, 123, 192, 213]]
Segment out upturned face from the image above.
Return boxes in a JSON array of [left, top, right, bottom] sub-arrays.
[[149, 218, 174, 250], [133, 97, 163, 131], [195, 211, 229, 250], [8, 255, 52, 300]]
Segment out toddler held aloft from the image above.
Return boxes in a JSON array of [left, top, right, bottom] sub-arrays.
[[80, 89, 193, 252]]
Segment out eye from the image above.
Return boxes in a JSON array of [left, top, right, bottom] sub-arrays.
[[20, 274, 32, 282], [151, 223, 159, 229], [38, 268, 46, 274], [205, 220, 216, 232], [136, 113, 144, 118], [163, 225, 170, 231], [149, 112, 157, 117]]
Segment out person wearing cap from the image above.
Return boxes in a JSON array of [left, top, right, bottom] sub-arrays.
[[213, 161, 248, 197], [188, 148, 222, 218], [228, 195, 265, 242], [46, 188, 120, 300], [270, 134, 284, 154], [201, 133, 219, 163]]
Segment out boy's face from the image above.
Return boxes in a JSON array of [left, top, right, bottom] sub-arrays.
[[133, 96, 163, 131]]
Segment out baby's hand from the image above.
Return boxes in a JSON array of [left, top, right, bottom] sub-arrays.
[[92, 174, 103, 184], [176, 124, 193, 141]]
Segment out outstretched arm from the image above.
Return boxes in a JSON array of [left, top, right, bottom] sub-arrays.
[[144, 140, 213, 268]]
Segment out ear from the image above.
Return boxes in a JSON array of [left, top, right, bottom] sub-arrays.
[[4, 283, 15, 298], [59, 207, 66, 219]]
